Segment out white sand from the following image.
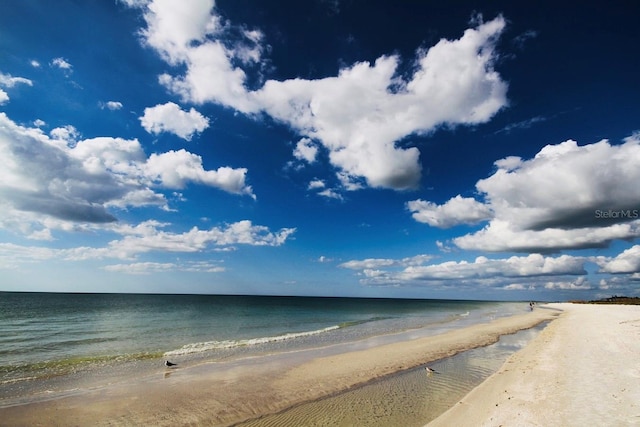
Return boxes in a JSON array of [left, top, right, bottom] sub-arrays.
[[428, 303, 640, 427]]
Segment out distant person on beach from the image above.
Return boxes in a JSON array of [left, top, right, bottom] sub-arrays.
[[529, 301, 534, 311]]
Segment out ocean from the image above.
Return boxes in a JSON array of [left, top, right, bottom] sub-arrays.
[[0, 292, 530, 408]]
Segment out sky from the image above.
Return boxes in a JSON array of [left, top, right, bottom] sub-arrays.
[[0, 0, 639, 300]]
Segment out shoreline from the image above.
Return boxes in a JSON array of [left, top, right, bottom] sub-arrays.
[[428, 303, 640, 426], [1, 307, 560, 426]]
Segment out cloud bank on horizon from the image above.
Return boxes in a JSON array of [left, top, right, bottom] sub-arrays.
[[0, 0, 638, 299]]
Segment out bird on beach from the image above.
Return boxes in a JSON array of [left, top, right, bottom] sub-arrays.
[[424, 366, 439, 374], [165, 360, 177, 367]]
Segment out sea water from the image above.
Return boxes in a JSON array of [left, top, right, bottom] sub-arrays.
[[0, 292, 529, 407]]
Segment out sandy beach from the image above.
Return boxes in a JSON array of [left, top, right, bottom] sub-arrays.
[[1, 307, 558, 426], [429, 303, 640, 427]]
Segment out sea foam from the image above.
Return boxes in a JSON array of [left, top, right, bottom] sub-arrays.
[[164, 325, 340, 357]]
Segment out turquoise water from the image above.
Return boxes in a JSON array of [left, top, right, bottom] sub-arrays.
[[0, 292, 528, 405]]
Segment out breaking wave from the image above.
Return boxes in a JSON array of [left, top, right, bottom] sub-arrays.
[[164, 325, 341, 357]]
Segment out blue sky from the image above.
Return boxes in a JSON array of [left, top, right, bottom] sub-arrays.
[[0, 0, 639, 300]]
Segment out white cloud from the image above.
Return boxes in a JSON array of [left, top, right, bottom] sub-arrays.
[[117, 0, 150, 7], [104, 262, 176, 274], [142, 0, 262, 112], [543, 277, 594, 290], [414, 135, 640, 252], [407, 195, 492, 228], [103, 261, 225, 274], [106, 219, 295, 256], [293, 137, 318, 163], [436, 240, 453, 253], [101, 101, 123, 110], [340, 254, 433, 270], [476, 138, 640, 231], [30, 60, 41, 68], [318, 189, 343, 200], [140, 102, 209, 140], [0, 72, 33, 104], [308, 179, 325, 190], [341, 258, 396, 270], [50, 125, 80, 142], [306, 178, 342, 199], [598, 245, 640, 273], [27, 228, 54, 241], [0, 243, 57, 269], [130, 1, 509, 191], [399, 254, 585, 281], [0, 112, 254, 236], [342, 253, 586, 286], [51, 57, 73, 71], [454, 220, 640, 253], [253, 16, 507, 190], [141, 0, 221, 64], [0, 220, 295, 266], [144, 149, 254, 197], [503, 283, 529, 290], [0, 73, 33, 88]]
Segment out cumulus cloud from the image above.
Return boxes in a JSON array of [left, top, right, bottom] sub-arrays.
[[454, 220, 640, 253], [543, 277, 594, 290], [140, 102, 209, 140], [293, 137, 318, 163], [342, 253, 586, 286], [50, 125, 80, 142], [308, 179, 325, 190], [144, 149, 254, 196], [407, 195, 492, 228], [477, 137, 640, 231], [414, 135, 640, 252], [597, 245, 640, 273], [252, 16, 508, 190], [0, 72, 33, 104], [142, 0, 263, 112], [0, 113, 254, 236], [130, 0, 509, 191], [101, 101, 123, 110]]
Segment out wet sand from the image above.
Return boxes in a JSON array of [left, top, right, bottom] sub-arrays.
[[1, 308, 559, 426], [238, 324, 549, 426], [428, 303, 640, 427]]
